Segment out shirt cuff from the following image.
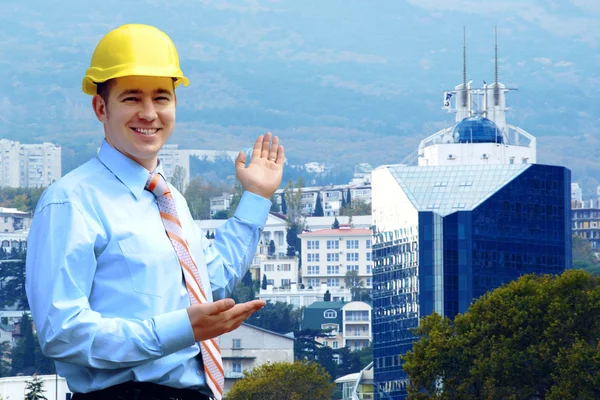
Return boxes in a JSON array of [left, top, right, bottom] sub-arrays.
[[234, 191, 271, 228], [153, 309, 196, 356]]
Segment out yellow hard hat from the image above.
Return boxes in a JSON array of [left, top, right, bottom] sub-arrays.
[[82, 24, 189, 96]]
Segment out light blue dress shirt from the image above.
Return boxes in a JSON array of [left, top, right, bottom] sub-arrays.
[[25, 140, 270, 395]]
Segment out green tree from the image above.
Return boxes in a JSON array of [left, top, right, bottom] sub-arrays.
[[281, 193, 287, 214], [270, 193, 280, 213], [340, 199, 371, 217], [226, 361, 335, 400], [316, 345, 337, 380], [246, 301, 300, 334], [0, 342, 11, 377], [313, 192, 324, 217], [323, 290, 331, 302], [231, 271, 256, 304], [294, 328, 328, 362], [212, 210, 228, 219], [183, 177, 226, 220], [337, 346, 363, 377], [268, 240, 276, 256], [261, 274, 268, 290], [25, 374, 48, 400], [168, 165, 187, 193], [402, 269, 600, 400], [0, 254, 28, 310], [344, 270, 365, 301], [331, 217, 340, 229], [572, 234, 599, 275], [346, 188, 352, 207]]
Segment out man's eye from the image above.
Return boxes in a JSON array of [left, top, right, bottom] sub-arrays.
[[156, 96, 170, 101], [123, 97, 138, 102]]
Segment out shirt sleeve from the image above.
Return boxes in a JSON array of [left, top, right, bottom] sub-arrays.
[[25, 201, 195, 370], [198, 191, 271, 300]]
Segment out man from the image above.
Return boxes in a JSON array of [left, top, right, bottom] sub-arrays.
[[25, 24, 284, 400]]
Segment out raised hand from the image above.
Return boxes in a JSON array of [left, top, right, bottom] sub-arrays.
[[235, 133, 284, 199]]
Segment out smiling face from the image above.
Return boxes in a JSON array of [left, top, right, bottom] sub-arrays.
[[92, 75, 176, 171]]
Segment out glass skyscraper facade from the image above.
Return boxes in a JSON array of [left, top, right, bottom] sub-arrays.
[[372, 163, 571, 399]]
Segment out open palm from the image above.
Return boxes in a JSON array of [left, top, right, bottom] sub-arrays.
[[235, 133, 284, 199]]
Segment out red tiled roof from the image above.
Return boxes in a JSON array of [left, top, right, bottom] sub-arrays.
[[299, 228, 372, 236]]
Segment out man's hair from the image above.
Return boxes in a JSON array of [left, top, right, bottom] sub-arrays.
[[96, 80, 115, 104]]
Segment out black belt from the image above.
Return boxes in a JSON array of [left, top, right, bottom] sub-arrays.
[[71, 381, 211, 400]]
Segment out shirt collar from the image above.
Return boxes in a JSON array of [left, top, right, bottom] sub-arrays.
[[96, 139, 166, 200]]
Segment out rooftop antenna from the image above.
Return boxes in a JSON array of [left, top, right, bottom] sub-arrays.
[[462, 27, 468, 108], [494, 26, 500, 106]]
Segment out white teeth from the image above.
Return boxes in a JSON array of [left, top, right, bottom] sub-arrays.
[[134, 128, 158, 135]]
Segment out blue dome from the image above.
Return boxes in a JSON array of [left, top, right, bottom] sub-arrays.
[[453, 116, 503, 144]]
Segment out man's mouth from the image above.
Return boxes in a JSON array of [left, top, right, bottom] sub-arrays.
[[131, 128, 160, 135]]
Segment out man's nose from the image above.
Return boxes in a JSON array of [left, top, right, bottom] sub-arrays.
[[138, 98, 158, 121]]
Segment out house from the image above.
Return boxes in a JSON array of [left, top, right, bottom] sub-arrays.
[[218, 323, 294, 395]]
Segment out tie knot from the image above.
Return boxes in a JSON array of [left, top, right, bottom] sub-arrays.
[[145, 173, 170, 197]]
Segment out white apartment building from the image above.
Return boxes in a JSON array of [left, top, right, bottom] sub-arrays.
[[158, 144, 191, 190], [218, 323, 294, 394], [210, 192, 234, 217], [158, 144, 240, 191], [259, 283, 352, 309], [0, 207, 30, 233], [342, 301, 372, 350], [0, 140, 61, 188], [260, 256, 299, 288], [299, 226, 373, 290]]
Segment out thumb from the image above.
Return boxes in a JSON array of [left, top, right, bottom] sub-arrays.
[[208, 298, 235, 315], [235, 150, 246, 172]]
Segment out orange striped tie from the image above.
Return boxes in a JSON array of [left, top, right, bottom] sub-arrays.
[[145, 172, 224, 400]]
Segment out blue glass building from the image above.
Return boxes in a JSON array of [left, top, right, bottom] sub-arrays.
[[371, 163, 571, 399]]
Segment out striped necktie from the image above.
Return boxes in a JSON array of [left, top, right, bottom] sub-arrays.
[[145, 172, 224, 400]]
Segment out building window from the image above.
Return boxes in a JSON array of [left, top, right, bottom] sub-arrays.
[[346, 253, 359, 262], [307, 266, 320, 275], [347, 265, 359, 272], [308, 278, 320, 287], [327, 253, 339, 262], [366, 239, 372, 249], [324, 309, 337, 319], [264, 264, 274, 272], [278, 264, 291, 272], [232, 339, 242, 349], [232, 362, 242, 373], [281, 279, 291, 287], [266, 279, 274, 286], [307, 240, 320, 250], [332, 341, 338, 349], [327, 278, 339, 287], [327, 240, 339, 249], [366, 253, 372, 261], [346, 240, 359, 249], [366, 278, 372, 287], [327, 265, 340, 274], [307, 253, 320, 262], [366, 265, 372, 274]]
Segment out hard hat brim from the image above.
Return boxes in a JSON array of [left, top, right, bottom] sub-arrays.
[[82, 66, 189, 96]]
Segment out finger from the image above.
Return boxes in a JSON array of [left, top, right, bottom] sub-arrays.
[[225, 300, 265, 319], [269, 136, 279, 162], [261, 132, 271, 159], [208, 298, 235, 315], [276, 145, 285, 165], [235, 151, 245, 172], [252, 135, 263, 160]]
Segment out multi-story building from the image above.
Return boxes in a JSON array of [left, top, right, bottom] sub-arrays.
[[0, 207, 30, 233], [299, 226, 373, 290], [260, 256, 299, 288], [571, 183, 583, 204], [218, 323, 294, 394], [301, 301, 372, 351], [336, 362, 374, 400], [0, 140, 61, 188], [210, 193, 234, 217], [372, 58, 571, 399], [158, 144, 240, 191], [571, 186, 600, 251], [259, 283, 352, 309]]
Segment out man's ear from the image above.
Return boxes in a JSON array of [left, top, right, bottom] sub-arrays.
[[92, 94, 108, 122]]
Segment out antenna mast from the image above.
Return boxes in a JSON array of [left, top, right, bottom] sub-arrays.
[[462, 27, 468, 108], [494, 26, 500, 106]]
